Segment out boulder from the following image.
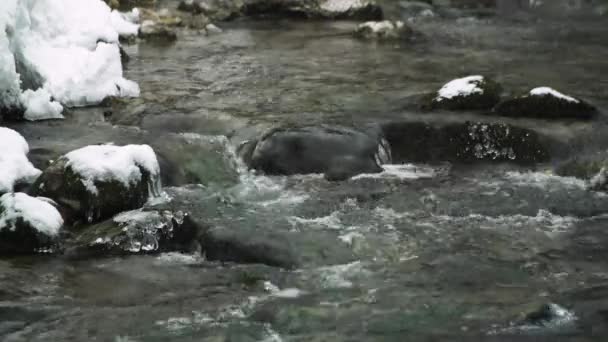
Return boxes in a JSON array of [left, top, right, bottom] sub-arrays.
[[0, 193, 63, 254], [66, 208, 202, 257], [0, 127, 41, 195], [178, 0, 383, 21], [241, 125, 392, 180], [139, 20, 178, 42], [32, 144, 162, 224], [382, 121, 549, 164], [494, 87, 597, 120], [354, 20, 414, 40], [424, 75, 502, 111]]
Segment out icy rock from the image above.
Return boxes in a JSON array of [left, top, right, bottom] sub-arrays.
[[0, 192, 63, 254], [494, 87, 597, 120], [425, 75, 502, 111], [67, 208, 202, 256], [0, 127, 41, 194], [33, 144, 162, 224]]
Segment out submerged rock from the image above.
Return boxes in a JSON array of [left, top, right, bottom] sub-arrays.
[[32, 144, 162, 224], [178, 0, 383, 21], [494, 87, 597, 120], [0, 193, 63, 254], [424, 75, 502, 111], [241, 125, 391, 180], [66, 208, 201, 257], [354, 20, 414, 40], [382, 121, 549, 164]]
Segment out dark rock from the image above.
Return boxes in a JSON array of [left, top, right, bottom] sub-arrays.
[[139, 21, 178, 42], [0, 193, 63, 254], [424, 75, 502, 111], [200, 227, 298, 268], [494, 87, 597, 120], [0, 105, 25, 121], [382, 121, 550, 164], [65, 209, 202, 257], [243, 125, 391, 179]]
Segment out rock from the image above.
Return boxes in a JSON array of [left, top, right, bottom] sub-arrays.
[[0, 105, 26, 121], [178, 0, 383, 21], [354, 20, 414, 40], [66, 208, 202, 257], [424, 75, 502, 111], [0, 193, 63, 254], [494, 87, 597, 120], [0, 128, 41, 195], [242, 125, 391, 179], [32, 144, 162, 224], [139, 20, 178, 42], [382, 121, 550, 164], [555, 154, 607, 180], [104, 0, 156, 10]]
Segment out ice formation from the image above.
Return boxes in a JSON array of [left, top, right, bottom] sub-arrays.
[[0, 192, 63, 236], [65, 144, 161, 196], [0, 0, 140, 120], [0, 127, 41, 193], [435, 75, 485, 101]]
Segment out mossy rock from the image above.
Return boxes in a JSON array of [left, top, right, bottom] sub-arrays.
[[32, 158, 152, 224], [424, 76, 502, 111], [382, 121, 550, 164], [494, 91, 597, 120]]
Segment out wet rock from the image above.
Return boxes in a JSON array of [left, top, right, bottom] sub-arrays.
[[32, 144, 162, 224], [178, 0, 383, 21], [494, 87, 597, 120], [554, 153, 608, 180], [0, 105, 26, 121], [424, 75, 502, 111], [139, 20, 178, 42], [0, 193, 63, 254], [242, 125, 391, 179], [399, 1, 435, 18], [382, 121, 549, 164], [104, 0, 156, 10], [354, 20, 414, 40], [65, 208, 202, 257]]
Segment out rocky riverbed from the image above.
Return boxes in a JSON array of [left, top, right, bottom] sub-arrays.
[[2, 0, 608, 341]]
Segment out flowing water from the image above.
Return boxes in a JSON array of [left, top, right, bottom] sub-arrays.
[[2, 5, 608, 342]]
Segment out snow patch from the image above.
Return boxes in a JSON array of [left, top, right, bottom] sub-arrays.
[[358, 20, 404, 33], [0, 127, 41, 193], [19, 88, 63, 120], [65, 144, 161, 195], [529, 87, 579, 103], [0, 192, 63, 236], [435, 75, 485, 101], [321, 0, 366, 12]]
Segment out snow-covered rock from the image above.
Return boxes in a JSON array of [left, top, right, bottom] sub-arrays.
[[0, 127, 41, 194], [494, 86, 597, 119], [0, 0, 140, 121], [33, 144, 162, 223], [426, 75, 502, 111], [0, 192, 63, 254], [355, 20, 413, 40]]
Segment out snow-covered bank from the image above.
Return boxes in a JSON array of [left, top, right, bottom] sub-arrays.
[[0, 127, 41, 194], [0, 0, 139, 120]]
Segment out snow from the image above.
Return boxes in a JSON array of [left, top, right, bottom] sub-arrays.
[[110, 9, 140, 37], [435, 75, 485, 101], [321, 0, 366, 12], [359, 20, 403, 32], [65, 144, 160, 195], [19, 88, 63, 120], [0, 127, 41, 193], [529, 87, 579, 103], [0, 192, 63, 236], [0, 0, 139, 120]]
